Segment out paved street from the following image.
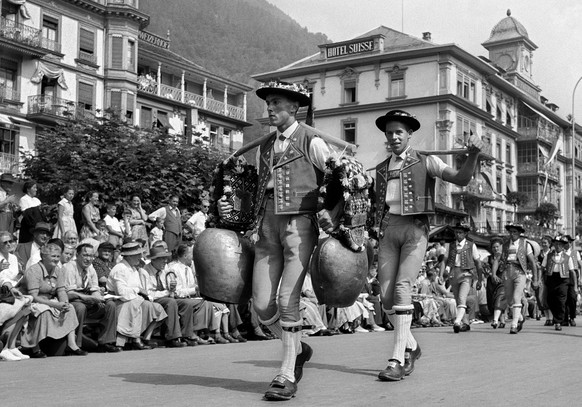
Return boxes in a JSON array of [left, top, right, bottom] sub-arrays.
[[3, 319, 580, 407]]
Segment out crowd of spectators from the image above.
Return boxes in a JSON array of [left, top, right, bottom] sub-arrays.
[[2, 175, 580, 361]]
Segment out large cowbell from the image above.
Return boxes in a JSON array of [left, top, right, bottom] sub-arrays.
[[193, 228, 254, 304], [309, 236, 372, 307]]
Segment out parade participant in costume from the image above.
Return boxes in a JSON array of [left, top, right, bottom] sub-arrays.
[[218, 80, 340, 401], [537, 235, 553, 326], [499, 223, 538, 334], [148, 195, 182, 253], [373, 109, 483, 381], [487, 236, 507, 329], [542, 235, 574, 331], [562, 235, 580, 326], [445, 222, 483, 333]]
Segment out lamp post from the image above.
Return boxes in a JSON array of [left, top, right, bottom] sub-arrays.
[[571, 76, 582, 237]]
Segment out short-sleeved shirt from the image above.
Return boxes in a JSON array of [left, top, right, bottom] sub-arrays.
[[62, 261, 100, 294], [22, 261, 65, 299]]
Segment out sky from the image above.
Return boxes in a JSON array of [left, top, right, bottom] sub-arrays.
[[266, 0, 582, 121]]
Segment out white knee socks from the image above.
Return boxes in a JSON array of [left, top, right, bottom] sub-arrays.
[[388, 308, 415, 364], [279, 327, 302, 382]]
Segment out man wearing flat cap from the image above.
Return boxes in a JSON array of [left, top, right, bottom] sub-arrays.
[[445, 222, 483, 333], [541, 235, 574, 330], [373, 109, 484, 381], [499, 223, 538, 334], [218, 80, 339, 401]]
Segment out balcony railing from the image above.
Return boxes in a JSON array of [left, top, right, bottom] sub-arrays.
[[0, 152, 18, 174], [0, 16, 60, 53], [107, 0, 138, 6], [138, 79, 246, 121], [516, 125, 559, 146], [0, 86, 20, 102], [517, 162, 559, 180], [27, 95, 94, 120]]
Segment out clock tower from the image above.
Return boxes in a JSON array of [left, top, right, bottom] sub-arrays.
[[482, 10, 540, 99]]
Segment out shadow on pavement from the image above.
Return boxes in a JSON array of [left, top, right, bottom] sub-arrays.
[[110, 373, 266, 394], [233, 359, 379, 378]]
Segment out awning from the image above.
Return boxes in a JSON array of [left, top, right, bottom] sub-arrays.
[[156, 115, 174, 130], [522, 102, 558, 127], [0, 114, 12, 125], [434, 203, 467, 217], [9, 116, 34, 128]]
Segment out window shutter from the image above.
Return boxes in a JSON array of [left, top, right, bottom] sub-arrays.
[[78, 82, 93, 108], [126, 93, 134, 113], [79, 29, 94, 53], [111, 37, 123, 69], [110, 91, 122, 110]]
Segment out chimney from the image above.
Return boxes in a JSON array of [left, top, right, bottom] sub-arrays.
[[422, 32, 432, 41]]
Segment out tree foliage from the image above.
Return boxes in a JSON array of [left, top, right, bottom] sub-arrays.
[[20, 116, 228, 214], [506, 191, 529, 207], [534, 202, 559, 227]]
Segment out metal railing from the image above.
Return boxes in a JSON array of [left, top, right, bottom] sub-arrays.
[[107, 0, 138, 7], [27, 95, 94, 120], [0, 86, 20, 102], [0, 152, 18, 174], [0, 16, 42, 48], [138, 82, 246, 121]]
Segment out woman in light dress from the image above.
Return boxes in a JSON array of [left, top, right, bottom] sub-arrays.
[[80, 191, 100, 240], [53, 186, 77, 239]]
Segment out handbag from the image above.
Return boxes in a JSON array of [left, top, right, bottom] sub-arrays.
[[0, 285, 15, 304]]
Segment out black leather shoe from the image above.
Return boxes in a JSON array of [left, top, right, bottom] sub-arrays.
[[498, 322, 506, 329], [28, 349, 47, 358], [570, 319, 576, 327], [510, 327, 518, 334], [231, 331, 247, 343], [264, 375, 297, 401], [555, 323, 562, 331], [125, 342, 151, 351], [378, 359, 405, 381], [404, 344, 422, 376], [453, 323, 461, 333], [517, 319, 524, 332], [65, 347, 88, 356], [544, 320, 553, 326], [166, 339, 187, 348], [184, 338, 198, 346], [460, 323, 470, 332], [142, 339, 158, 349], [294, 342, 313, 383], [97, 343, 122, 353]]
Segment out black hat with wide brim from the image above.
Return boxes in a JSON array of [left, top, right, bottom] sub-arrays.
[[256, 80, 311, 107], [505, 223, 525, 233], [375, 109, 421, 132]]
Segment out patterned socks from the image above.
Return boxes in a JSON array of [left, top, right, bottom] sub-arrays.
[[389, 308, 414, 365]]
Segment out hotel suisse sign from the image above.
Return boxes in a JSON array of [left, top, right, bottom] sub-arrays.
[[139, 31, 170, 50], [323, 36, 379, 59]]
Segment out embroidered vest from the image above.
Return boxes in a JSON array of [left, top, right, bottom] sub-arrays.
[[546, 251, 570, 279], [374, 149, 435, 228], [501, 238, 528, 271], [164, 206, 182, 235], [446, 241, 476, 271], [255, 123, 324, 216]]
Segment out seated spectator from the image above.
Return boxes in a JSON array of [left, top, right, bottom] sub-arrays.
[[93, 242, 116, 288], [60, 244, 76, 267], [16, 221, 52, 271], [95, 220, 110, 244], [107, 242, 167, 350], [63, 243, 120, 353], [141, 245, 201, 348], [168, 243, 234, 344], [0, 231, 33, 361], [0, 173, 18, 233], [19, 243, 86, 357], [360, 264, 389, 331], [104, 203, 124, 247], [63, 230, 80, 248]]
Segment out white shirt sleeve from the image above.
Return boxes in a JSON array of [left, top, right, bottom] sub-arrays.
[[148, 207, 166, 222], [310, 136, 334, 172], [426, 155, 448, 179]]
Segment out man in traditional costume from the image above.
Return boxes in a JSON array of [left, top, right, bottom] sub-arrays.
[[373, 109, 483, 381]]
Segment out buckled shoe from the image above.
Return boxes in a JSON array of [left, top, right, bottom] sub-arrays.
[[264, 375, 297, 401]]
